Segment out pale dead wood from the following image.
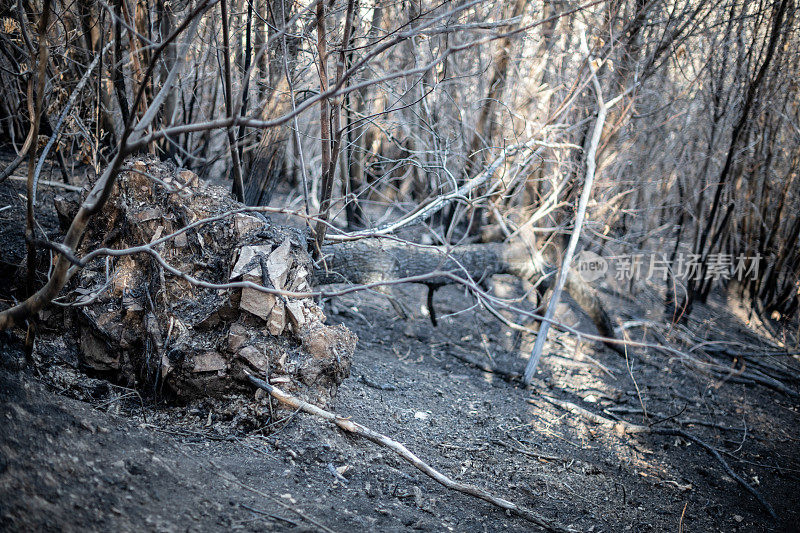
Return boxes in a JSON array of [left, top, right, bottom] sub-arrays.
[[524, 30, 636, 383], [8, 176, 83, 192]]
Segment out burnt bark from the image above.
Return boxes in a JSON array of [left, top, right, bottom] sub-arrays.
[[318, 238, 619, 349], [39, 157, 355, 404], [244, 0, 300, 205]]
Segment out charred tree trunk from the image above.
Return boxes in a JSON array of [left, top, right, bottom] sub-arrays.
[[318, 238, 619, 349], [244, 0, 299, 205], [344, 2, 383, 229]]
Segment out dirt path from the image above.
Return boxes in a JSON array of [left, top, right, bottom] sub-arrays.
[[2, 278, 799, 532]]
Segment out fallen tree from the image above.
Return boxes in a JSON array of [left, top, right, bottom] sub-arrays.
[[12, 157, 619, 401], [317, 238, 620, 348]]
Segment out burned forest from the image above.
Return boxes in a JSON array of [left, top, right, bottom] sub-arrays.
[[1, 0, 799, 531]]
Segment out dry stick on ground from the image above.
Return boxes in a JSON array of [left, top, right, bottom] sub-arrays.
[[535, 395, 778, 520], [247, 375, 572, 533]]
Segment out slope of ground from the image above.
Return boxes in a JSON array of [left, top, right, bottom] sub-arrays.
[[1, 166, 799, 532], [2, 278, 799, 532]]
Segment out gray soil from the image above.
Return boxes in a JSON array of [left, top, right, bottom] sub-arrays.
[[1, 170, 799, 533]]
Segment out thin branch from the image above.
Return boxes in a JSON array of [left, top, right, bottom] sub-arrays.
[[523, 31, 636, 384], [329, 140, 542, 242]]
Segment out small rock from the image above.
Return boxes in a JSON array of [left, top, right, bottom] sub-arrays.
[[237, 346, 268, 372], [192, 351, 226, 372], [267, 238, 293, 290], [173, 232, 188, 247], [286, 300, 306, 330], [227, 323, 249, 352], [268, 300, 286, 336], [240, 275, 277, 321], [230, 245, 272, 279], [234, 214, 262, 237]]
